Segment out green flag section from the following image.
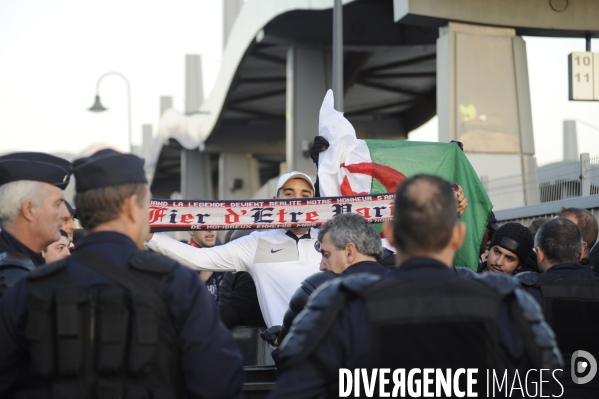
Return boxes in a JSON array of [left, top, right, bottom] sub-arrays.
[[365, 140, 492, 270], [317, 89, 492, 270]]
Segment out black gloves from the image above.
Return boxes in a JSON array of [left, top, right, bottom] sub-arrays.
[[260, 325, 282, 346], [309, 136, 330, 164]]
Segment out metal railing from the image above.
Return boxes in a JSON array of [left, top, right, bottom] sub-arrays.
[[484, 153, 599, 211]]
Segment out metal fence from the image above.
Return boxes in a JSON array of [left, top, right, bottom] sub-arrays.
[[484, 154, 599, 211]]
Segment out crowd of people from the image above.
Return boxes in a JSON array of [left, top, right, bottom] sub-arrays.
[[0, 145, 598, 398]]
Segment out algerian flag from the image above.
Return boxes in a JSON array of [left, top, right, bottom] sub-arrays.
[[317, 90, 492, 270]]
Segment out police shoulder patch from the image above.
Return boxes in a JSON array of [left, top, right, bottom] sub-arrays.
[[128, 250, 177, 273]]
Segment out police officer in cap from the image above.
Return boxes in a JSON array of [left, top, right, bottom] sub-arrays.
[[0, 149, 243, 398], [269, 174, 561, 398], [0, 152, 72, 297], [517, 217, 599, 397]]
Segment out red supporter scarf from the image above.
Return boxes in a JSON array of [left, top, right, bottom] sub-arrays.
[[149, 194, 395, 232]]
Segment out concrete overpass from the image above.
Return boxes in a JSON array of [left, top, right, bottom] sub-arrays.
[[150, 0, 599, 203]]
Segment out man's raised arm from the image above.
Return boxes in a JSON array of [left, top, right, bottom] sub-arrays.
[[146, 232, 256, 272]]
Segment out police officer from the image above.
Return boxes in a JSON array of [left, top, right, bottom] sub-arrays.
[[269, 174, 561, 398], [0, 149, 243, 398], [557, 207, 598, 266], [0, 152, 72, 297], [517, 217, 598, 397]]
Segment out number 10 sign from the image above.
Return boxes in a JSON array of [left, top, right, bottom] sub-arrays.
[[569, 52, 599, 101]]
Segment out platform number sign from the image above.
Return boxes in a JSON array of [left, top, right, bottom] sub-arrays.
[[569, 52, 599, 101]]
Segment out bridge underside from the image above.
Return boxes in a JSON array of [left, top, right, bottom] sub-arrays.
[[151, 0, 440, 198], [206, 0, 438, 155]]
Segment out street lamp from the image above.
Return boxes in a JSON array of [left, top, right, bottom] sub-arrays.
[[88, 72, 132, 152]]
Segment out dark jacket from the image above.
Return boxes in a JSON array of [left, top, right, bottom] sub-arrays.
[[341, 260, 389, 277], [0, 232, 243, 399], [0, 229, 45, 267], [219, 271, 266, 329], [522, 262, 595, 305], [269, 257, 551, 398], [0, 230, 41, 299]]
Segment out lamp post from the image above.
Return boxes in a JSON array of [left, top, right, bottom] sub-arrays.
[[88, 72, 132, 153], [333, 0, 343, 111]]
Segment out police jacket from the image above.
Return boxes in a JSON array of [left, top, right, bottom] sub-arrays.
[[517, 262, 596, 306], [278, 270, 338, 344], [517, 263, 599, 397], [0, 231, 243, 399], [269, 257, 561, 398], [278, 262, 388, 345], [341, 260, 389, 277], [0, 230, 43, 298]]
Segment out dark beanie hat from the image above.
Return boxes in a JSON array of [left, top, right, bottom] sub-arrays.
[[0, 152, 72, 190], [73, 149, 147, 193], [490, 222, 533, 265]]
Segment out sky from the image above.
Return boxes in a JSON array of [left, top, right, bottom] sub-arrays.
[[1, 0, 598, 167], [0, 0, 223, 155]]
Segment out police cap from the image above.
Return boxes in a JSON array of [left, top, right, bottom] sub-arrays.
[[64, 200, 77, 217], [0, 152, 72, 190], [73, 149, 147, 193]]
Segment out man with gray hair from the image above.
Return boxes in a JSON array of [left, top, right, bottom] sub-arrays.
[[268, 214, 389, 349], [0, 152, 72, 297], [318, 213, 388, 277], [517, 217, 599, 397]]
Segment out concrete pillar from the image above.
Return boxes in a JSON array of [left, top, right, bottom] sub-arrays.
[[438, 22, 537, 207], [141, 124, 153, 162], [223, 0, 244, 49], [563, 120, 579, 162], [581, 152, 591, 197], [218, 153, 259, 200], [286, 46, 329, 175], [185, 55, 204, 115], [160, 96, 173, 115], [522, 156, 540, 206], [181, 149, 214, 200]]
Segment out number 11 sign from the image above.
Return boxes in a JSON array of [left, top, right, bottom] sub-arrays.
[[569, 52, 599, 101]]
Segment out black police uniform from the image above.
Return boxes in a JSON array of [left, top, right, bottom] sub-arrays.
[[0, 230, 44, 267], [270, 257, 561, 398], [277, 271, 338, 346], [0, 152, 72, 298], [273, 263, 388, 365], [0, 231, 244, 399], [517, 263, 599, 397], [341, 260, 389, 277], [0, 230, 39, 297]]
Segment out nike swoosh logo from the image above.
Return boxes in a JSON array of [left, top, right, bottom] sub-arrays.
[[270, 249, 284, 253]]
